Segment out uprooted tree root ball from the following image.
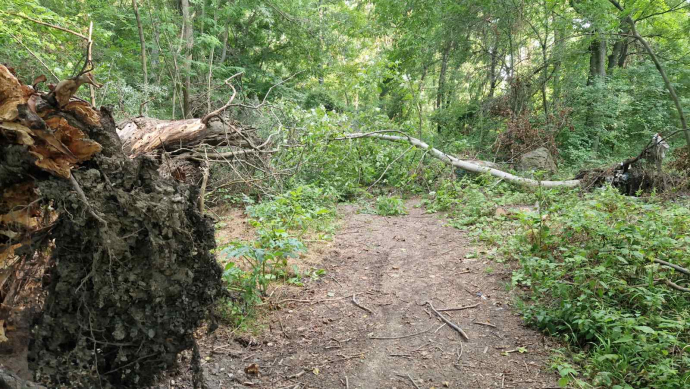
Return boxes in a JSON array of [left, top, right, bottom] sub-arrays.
[[0, 65, 222, 387]]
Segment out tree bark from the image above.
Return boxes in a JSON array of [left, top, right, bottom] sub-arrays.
[[116, 117, 259, 156], [488, 45, 498, 98], [587, 36, 606, 85], [181, 0, 194, 118], [437, 42, 452, 110], [132, 0, 148, 114], [220, 23, 229, 64]]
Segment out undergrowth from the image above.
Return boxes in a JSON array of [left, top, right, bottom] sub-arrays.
[[512, 186, 690, 388], [423, 178, 690, 388], [216, 185, 337, 326], [373, 195, 407, 216]]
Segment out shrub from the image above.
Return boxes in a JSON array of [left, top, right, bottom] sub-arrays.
[[511, 186, 690, 388], [374, 196, 407, 216]]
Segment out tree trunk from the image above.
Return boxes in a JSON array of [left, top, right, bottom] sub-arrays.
[[0, 65, 221, 388], [437, 42, 452, 110], [488, 45, 498, 98], [609, 2, 690, 149], [608, 23, 630, 71], [116, 117, 260, 156], [220, 23, 229, 64], [181, 0, 194, 118], [587, 36, 606, 85], [132, 0, 148, 114]]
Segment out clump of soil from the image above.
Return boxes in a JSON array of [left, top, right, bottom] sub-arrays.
[[26, 112, 223, 388], [1, 65, 222, 388]]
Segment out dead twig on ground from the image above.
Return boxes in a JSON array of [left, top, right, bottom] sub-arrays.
[[438, 303, 480, 312], [351, 293, 374, 315], [472, 321, 498, 329], [287, 370, 305, 379], [369, 325, 434, 340], [665, 279, 690, 292], [395, 373, 421, 389], [426, 301, 470, 341], [654, 259, 690, 276]]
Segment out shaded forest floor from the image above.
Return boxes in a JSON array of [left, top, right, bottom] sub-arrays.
[[159, 200, 562, 389]]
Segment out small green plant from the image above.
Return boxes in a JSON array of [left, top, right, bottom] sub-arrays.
[[246, 185, 337, 234], [374, 196, 407, 216], [217, 185, 338, 325]]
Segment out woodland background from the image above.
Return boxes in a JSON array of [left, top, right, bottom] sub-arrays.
[[1, 0, 690, 388]]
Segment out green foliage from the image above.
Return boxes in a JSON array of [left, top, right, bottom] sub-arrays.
[[510, 186, 690, 388], [246, 185, 337, 234], [218, 185, 337, 324], [220, 228, 304, 322], [423, 176, 533, 228], [373, 196, 407, 216]]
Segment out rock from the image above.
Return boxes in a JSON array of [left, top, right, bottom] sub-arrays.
[[517, 147, 557, 174]]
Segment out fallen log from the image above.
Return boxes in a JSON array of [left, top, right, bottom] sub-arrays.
[[116, 116, 260, 156], [0, 64, 222, 388], [116, 115, 265, 186], [340, 131, 582, 188]]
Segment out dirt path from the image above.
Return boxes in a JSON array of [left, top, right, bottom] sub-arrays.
[[168, 201, 561, 389]]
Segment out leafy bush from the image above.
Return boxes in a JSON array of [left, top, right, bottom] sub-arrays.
[[374, 196, 407, 216], [220, 228, 305, 323], [218, 185, 337, 324], [246, 185, 337, 234], [510, 186, 690, 388], [423, 176, 533, 228]]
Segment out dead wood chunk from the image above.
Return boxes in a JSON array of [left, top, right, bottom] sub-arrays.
[[0, 122, 34, 146], [43, 116, 102, 162], [63, 101, 101, 127], [0, 65, 30, 121], [27, 150, 71, 178]]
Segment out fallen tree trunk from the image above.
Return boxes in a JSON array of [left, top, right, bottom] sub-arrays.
[[0, 65, 222, 387], [341, 132, 582, 188], [117, 116, 261, 156], [116, 116, 266, 185]]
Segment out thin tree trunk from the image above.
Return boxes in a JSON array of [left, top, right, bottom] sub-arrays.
[[437, 43, 451, 110], [181, 0, 194, 118], [207, 47, 215, 112], [220, 23, 229, 63], [132, 0, 148, 114], [488, 45, 498, 98], [587, 36, 606, 85]]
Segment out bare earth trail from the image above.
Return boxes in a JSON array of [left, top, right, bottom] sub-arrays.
[[178, 200, 561, 389]]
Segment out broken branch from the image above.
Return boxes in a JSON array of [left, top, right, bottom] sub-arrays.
[[426, 301, 470, 341], [654, 259, 690, 276], [201, 72, 243, 124], [438, 303, 481, 312], [351, 293, 374, 315]]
